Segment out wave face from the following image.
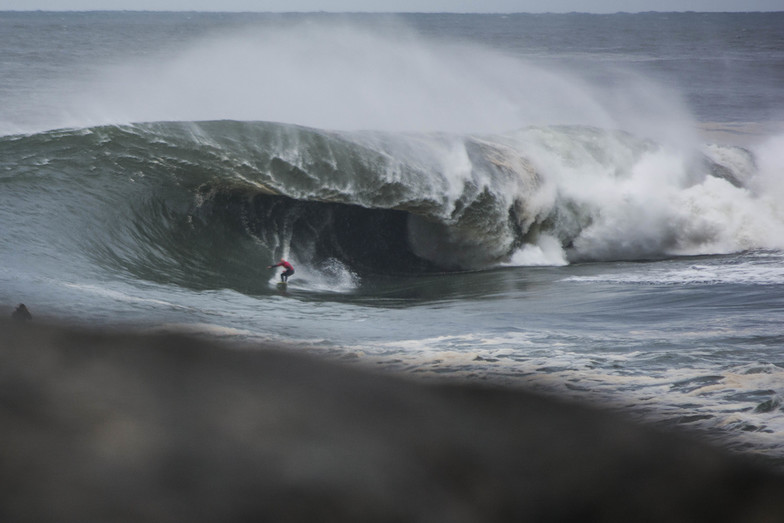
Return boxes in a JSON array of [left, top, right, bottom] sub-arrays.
[[1, 120, 783, 291]]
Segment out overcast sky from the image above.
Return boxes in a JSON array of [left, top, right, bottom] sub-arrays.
[[2, 0, 782, 13]]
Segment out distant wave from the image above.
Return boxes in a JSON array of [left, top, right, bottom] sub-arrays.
[[1, 120, 782, 292]]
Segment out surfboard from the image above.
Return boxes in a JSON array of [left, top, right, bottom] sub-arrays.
[[276, 281, 288, 289]]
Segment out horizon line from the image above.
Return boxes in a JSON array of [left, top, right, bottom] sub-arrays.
[[2, 9, 782, 14]]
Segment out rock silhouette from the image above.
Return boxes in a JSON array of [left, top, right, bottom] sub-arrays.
[[2, 319, 783, 522]]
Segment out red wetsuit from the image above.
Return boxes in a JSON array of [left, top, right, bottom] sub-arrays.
[[271, 260, 294, 281]]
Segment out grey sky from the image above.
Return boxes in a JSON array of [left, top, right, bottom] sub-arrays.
[[2, 0, 782, 13]]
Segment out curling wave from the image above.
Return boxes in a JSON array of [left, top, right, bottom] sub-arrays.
[[1, 120, 782, 292]]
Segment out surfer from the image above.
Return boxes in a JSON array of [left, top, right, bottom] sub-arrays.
[[268, 259, 294, 282]]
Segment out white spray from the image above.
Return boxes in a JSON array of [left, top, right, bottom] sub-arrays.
[[38, 18, 784, 266], [55, 19, 691, 140]]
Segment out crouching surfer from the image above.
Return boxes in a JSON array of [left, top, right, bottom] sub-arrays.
[[268, 259, 294, 283]]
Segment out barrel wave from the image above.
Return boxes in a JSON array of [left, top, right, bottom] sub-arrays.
[[1, 119, 781, 294]]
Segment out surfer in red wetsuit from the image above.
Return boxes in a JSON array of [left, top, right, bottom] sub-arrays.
[[268, 259, 294, 282]]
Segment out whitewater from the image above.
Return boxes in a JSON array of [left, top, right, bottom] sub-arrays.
[[1, 11, 784, 466]]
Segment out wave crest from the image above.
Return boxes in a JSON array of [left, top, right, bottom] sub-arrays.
[[2, 120, 782, 290]]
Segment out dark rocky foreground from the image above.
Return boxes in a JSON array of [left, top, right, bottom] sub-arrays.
[[2, 319, 784, 523]]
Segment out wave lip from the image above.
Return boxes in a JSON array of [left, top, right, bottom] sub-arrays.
[[180, 120, 546, 273]]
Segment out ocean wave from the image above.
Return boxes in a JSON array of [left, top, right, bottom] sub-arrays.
[[1, 120, 782, 292]]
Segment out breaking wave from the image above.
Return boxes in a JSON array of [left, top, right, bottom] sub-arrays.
[[1, 120, 783, 293]]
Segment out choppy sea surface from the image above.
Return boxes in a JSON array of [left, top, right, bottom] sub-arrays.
[[2, 11, 784, 465]]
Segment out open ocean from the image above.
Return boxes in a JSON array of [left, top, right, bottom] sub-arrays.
[[2, 11, 784, 466]]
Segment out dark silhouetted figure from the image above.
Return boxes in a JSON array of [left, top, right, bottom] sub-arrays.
[[12, 304, 32, 321]]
